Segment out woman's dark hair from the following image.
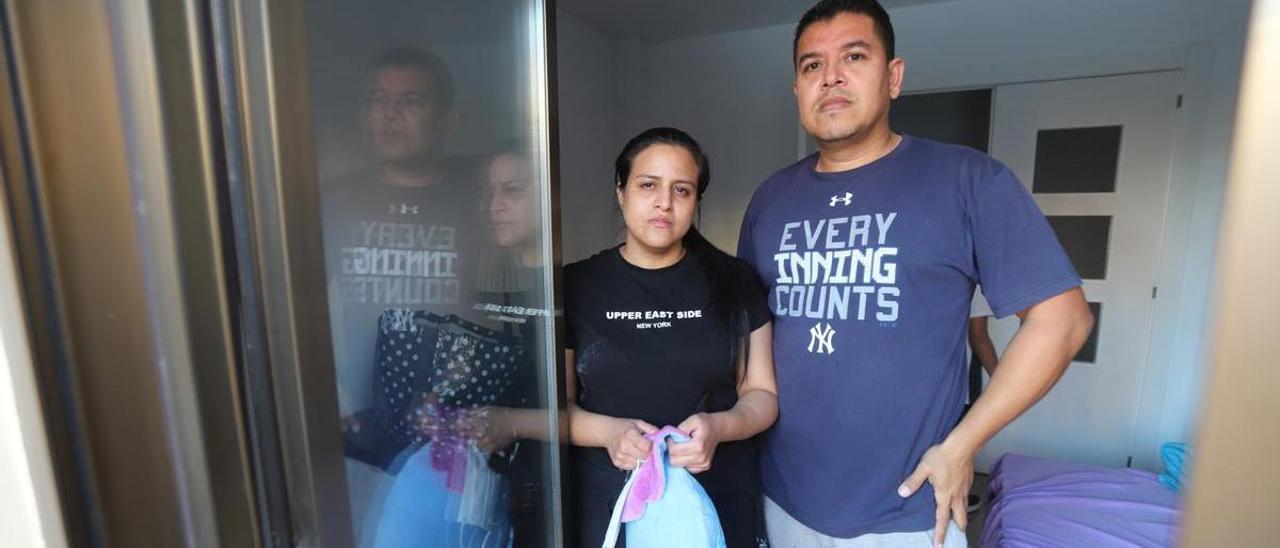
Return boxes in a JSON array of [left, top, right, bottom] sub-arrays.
[[614, 127, 758, 377]]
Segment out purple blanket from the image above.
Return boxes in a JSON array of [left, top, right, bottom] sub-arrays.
[[980, 453, 1181, 548]]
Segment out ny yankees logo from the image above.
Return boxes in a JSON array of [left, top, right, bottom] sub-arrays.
[[807, 322, 836, 354], [388, 203, 420, 215], [828, 192, 853, 207]]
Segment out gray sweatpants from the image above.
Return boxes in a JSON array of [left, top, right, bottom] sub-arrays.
[[764, 497, 968, 548]]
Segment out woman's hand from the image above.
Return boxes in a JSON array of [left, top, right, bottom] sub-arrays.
[[669, 413, 723, 473], [606, 418, 657, 470], [467, 406, 516, 453]]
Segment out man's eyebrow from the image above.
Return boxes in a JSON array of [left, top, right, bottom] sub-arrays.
[[796, 40, 874, 66]]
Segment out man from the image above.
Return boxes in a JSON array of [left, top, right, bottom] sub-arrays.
[[735, 1, 1094, 546], [323, 47, 481, 426], [320, 49, 484, 537]]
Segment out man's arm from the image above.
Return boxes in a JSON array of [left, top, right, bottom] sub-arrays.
[[968, 316, 1000, 376], [901, 287, 1093, 547]]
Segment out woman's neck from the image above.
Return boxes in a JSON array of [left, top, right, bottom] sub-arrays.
[[518, 242, 542, 269], [619, 240, 685, 269]]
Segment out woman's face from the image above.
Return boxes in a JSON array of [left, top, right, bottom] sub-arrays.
[[616, 144, 699, 255], [486, 152, 537, 249]]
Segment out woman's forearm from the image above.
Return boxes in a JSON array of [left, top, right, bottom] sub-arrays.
[[498, 407, 553, 442], [566, 401, 625, 448]]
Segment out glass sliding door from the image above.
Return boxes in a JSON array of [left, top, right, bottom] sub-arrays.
[[220, 0, 564, 546], [1, 0, 562, 545]]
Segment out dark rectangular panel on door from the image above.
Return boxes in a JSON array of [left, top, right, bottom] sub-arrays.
[[890, 88, 992, 152], [1033, 126, 1122, 194], [1047, 215, 1112, 280]]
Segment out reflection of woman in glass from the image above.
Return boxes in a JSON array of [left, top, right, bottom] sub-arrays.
[[472, 144, 556, 548], [564, 128, 779, 547], [370, 144, 548, 548]]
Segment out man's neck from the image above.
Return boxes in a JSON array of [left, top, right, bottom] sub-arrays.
[[815, 126, 901, 173], [381, 157, 444, 188]]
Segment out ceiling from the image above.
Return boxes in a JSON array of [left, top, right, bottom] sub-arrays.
[[558, 0, 959, 42]]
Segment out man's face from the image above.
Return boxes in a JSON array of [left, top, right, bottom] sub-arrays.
[[366, 66, 447, 163], [793, 12, 903, 144]]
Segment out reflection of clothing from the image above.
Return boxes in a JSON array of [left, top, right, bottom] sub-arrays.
[[371, 444, 511, 548], [476, 247, 541, 295], [737, 136, 1079, 538], [565, 247, 771, 547], [354, 312, 523, 547], [346, 311, 522, 470], [319, 161, 484, 543], [321, 161, 482, 416], [475, 269, 553, 548]]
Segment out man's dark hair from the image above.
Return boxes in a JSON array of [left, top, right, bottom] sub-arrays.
[[793, 0, 896, 66], [370, 47, 456, 109]]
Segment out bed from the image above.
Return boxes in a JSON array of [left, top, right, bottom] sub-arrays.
[[980, 453, 1182, 547]]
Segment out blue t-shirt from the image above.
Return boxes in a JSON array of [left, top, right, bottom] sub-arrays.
[[736, 135, 1080, 537]]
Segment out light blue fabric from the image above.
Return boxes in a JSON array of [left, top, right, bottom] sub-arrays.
[[611, 427, 726, 548], [370, 443, 511, 548], [1157, 442, 1191, 493]]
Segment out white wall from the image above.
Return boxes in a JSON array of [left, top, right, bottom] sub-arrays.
[[614, 27, 799, 250], [556, 0, 1251, 469], [556, 10, 625, 263]]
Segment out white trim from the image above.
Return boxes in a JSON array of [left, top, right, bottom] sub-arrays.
[[0, 179, 68, 547]]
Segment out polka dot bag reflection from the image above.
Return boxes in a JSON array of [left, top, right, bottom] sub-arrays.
[[374, 309, 522, 447]]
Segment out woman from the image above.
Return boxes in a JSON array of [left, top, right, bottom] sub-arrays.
[[370, 144, 549, 548], [565, 127, 778, 547]]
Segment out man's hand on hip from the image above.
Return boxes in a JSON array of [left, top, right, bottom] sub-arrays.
[[897, 441, 972, 548]]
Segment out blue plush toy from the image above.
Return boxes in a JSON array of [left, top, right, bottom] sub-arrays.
[[1158, 442, 1191, 493], [602, 426, 727, 548]]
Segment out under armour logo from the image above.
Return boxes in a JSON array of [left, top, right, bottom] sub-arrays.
[[388, 203, 420, 215], [807, 322, 836, 354], [829, 192, 853, 207]]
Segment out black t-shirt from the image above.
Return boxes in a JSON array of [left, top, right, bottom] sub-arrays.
[[564, 246, 770, 480], [566, 247, 770, 425]]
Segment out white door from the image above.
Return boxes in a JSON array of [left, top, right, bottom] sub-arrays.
[[977, 71, 1181, 470]]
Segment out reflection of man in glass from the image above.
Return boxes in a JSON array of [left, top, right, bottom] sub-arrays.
[[320, 46, 482, 541], [366, 48, 455, 187]]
